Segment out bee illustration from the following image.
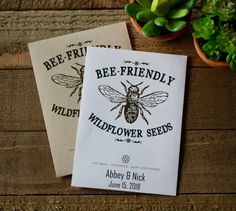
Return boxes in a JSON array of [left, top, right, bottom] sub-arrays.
[[98, 80, 168, 125], [51, 63, 84, 103]]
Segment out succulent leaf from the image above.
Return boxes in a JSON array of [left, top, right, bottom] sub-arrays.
[[201, 0, 236, 21], [178, 0, 196, 10], [226, 54, 232, 63], [125, 0, 193, 39], [136, 0, 153, 8], [168, 9, 189, 19], [166, 20, 187, 32], [223, 52, 236, 72], [192, 16, 218, 40], [202, 39, 221, 61], [124, 3, 143, 19], [142, 20, 161, 37], [137, 10, 157, 22], [151, 0, 171, 16], [230, 60, 236, 71], [191, 0, 236, 71], [154, 17, 168, 27]]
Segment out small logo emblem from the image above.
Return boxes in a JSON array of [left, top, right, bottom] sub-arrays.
[[121, 155, 130, 164]]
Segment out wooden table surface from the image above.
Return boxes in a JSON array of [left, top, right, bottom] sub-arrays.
[[0, 0, 236, 210]]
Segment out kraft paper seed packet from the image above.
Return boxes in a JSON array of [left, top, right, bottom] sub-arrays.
[[28, 22, 132, 177]]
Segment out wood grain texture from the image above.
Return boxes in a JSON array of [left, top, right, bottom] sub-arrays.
[[0, 52, 31, 69], [0, 131, 235, 195], [0, 10, 205, 67], [0, 0, 127, 10], [0, 194, 236, 210], [0, 11, 127, 53], [0, 69, 43, 131], [0, 2, 235, 209], [0, 68, 235, 131]]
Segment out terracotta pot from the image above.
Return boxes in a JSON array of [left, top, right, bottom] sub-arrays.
[[193, 37, 229, 68], [129, 0, 188, 41]]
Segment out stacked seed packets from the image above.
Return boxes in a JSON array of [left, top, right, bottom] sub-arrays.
[[28, 22, 132, 177], [29, 21, 187, 195], [71, 47, 187, 195]]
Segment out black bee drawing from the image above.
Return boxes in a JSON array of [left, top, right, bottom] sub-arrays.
[[51, 63, 84, 103], [98, 80, 168, 125]]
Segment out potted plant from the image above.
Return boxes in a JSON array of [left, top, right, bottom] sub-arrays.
[[192, 0, 236, 71], [124, 0, 195, 41]]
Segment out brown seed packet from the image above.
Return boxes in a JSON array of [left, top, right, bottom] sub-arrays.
[[28, 22, 132, 177]]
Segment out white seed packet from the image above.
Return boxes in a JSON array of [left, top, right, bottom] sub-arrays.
[[72, 47, 187, 195]]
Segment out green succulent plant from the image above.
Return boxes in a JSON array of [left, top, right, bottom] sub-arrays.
[[192, 0, 236, 71], [125, 0, 195, 37]]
